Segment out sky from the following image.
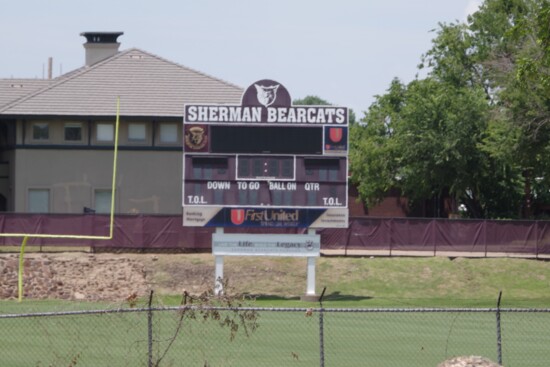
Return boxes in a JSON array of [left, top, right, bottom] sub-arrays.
[[1, 0, 483, 116]]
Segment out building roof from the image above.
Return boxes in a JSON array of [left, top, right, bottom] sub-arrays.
[[0, 48, 244, 118], [0, 79, 53, 110]]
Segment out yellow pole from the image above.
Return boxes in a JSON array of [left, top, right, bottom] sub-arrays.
[[8, 98, 120, 302], [18, 236, 29, 302], [109, 97, 120, 239], [0, 98, 120, 242]]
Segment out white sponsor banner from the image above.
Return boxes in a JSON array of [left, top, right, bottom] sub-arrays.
[[309, 208, 349, 228], [212, 233, 320, 257], [184, 105, 347, 125], [183, 207, 221, 226]]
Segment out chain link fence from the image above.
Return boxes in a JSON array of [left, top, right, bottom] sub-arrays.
[[1, 302, 549, 366]]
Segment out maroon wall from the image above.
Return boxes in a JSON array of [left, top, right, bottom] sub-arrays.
[[0, 214, 549, 256]]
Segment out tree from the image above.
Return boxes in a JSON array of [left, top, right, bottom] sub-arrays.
[[349, 79, 405, 208], [352, 0, 548, 218], [470, 0, 550, 217], [351, 77, 498, 217], [294, 95, 357, 124], [293, 95, 331, 106]]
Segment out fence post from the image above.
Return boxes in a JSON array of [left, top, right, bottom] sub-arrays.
[[496, 291, 503, 365], [389, 218, 393, 257], [484, 220, 488, 258], [432, 219, 437, 257], [148, 290, 154, 367], [535, 220, 539, 259], [318, 287, 327, 367]]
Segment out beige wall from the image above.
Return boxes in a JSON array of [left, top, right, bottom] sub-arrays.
[[0, 148, 16, 212], [14, 146, 182, 215], [19, 119, 183, 147], [9, 116, 184, 214]]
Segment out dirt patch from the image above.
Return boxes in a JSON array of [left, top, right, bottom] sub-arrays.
[[0, 253, 150, 301], [0, 253, 311, 302], [147, 254, 308, 297], [438, 356, 502, 367]]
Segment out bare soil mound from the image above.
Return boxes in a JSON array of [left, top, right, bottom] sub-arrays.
[[1, 253, 151, 301], [0, 252, 308, 302], [438, 356, 502, 367]]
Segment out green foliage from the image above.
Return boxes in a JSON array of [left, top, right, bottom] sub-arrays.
[[293, 95, 331, 106], [293, 95, 356, 124], [352, 0, 550, 218], [350, 79, 405, 206]]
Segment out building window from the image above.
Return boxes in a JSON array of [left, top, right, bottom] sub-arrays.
[[28, 189, 49, 213], [213, 189, 224, 204], [128, 123, 146, 142], [272, 190, 282, 205], [318, 167, 339, 182], [32, 123, 49, 140], [238, 158, 250, 177], [64, 123, 82, 141], [97, 123, 114, 142], [238, 189, 258, 205], [307, 191, 317, 206], [159, 123, 178, 143], [94, 190, 112, 214]]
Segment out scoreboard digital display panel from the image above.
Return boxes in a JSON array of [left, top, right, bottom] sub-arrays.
[[183, 80, 349, 228], [184, 155, 346, 207], [210, 126, 323, 154]]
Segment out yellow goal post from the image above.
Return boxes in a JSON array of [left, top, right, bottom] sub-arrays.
[[0, 97, 121, 301]]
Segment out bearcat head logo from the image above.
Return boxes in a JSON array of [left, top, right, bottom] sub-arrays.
[[254, 84, 280, 107]]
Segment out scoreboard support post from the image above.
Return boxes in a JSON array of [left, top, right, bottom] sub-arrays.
[[214, 228, 224, 295], [214, 255, 224, 295], [304, 228, 318, 301]]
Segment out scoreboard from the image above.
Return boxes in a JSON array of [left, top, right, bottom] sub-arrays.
[[183, 80, 349, 228]]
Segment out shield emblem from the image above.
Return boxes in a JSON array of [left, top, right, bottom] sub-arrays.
[[231, 209, 245, 225], [184, 125, 208, 151], [329, 128, 343, 143]]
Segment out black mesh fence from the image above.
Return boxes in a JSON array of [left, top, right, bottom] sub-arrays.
[[1, 302, 549, 366]]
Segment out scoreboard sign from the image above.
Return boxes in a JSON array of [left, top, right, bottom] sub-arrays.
[[183, 80, 349, 228]]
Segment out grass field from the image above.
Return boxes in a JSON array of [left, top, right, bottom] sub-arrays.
[[1, 306, 549, 366], [1, 254, 550, 366], [153, 255, 550, 308], [2, 250, 550, 308]]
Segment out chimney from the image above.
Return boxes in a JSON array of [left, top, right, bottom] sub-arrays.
[[80, 32, 124, 66], [47, 57, 53, 79]]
